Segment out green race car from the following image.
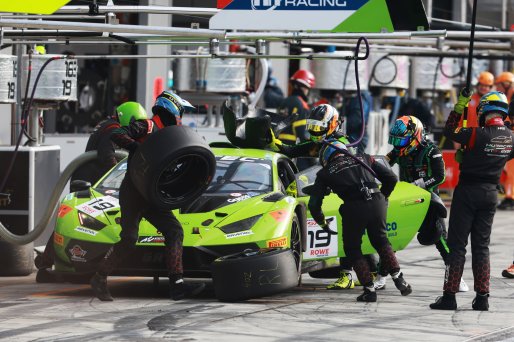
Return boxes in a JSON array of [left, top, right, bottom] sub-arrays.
[[46, 144, 431, 298]]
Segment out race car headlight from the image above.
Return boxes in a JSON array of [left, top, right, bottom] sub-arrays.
[[219, 215, 262, 234], [78, 212, 106, 230]]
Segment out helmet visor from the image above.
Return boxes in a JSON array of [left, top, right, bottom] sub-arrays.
[[389, 135, 410, 148], [306, 119, 328, 135]]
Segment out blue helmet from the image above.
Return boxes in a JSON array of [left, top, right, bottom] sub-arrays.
[[477, 91, 508, 126], [319, 138, 347, 167], [152, 91, 195, 126]]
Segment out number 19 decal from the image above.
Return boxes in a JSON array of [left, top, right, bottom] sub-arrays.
[[303, 217, 339, 260]]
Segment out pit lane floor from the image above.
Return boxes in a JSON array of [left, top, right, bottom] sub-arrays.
[[0, 211, 513, 342]]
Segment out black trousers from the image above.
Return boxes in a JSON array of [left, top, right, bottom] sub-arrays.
[[98, 175, 184, 277], [444, 182, 497, 294], [340, 195, 400, 287]]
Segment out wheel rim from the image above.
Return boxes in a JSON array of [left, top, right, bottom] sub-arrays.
[[290, 217, 301, 273]]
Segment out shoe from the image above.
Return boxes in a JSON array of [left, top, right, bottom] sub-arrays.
[[459, 278, 469, 292], [354, 272, 377, 286], [374, 274, 387, 290], [497, 198, 514, 210], [502, 264, 514, 278], [472, 293, 489, 311], [327, 272, 355, 290], [90, 273, 113, 301], [357, 288, 377, 302], [34, 254, 53, 270], [170, 280, 206, 301], [430, 293, 457, 310], [392, 272, 412, 296]]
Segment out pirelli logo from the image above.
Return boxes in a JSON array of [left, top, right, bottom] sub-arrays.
[[267, 236, 288, 248]]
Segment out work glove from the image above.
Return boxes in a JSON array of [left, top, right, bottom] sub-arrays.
[[454, 88, 472, 115], [411, 178, 426, 189], [319, 217, 337, 235], [455, 148, 464, 164], [266, 129, 282, 152]]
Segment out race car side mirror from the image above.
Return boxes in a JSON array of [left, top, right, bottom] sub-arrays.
[[70, 180, 92, 192]]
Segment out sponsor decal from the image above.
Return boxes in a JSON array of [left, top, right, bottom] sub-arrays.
[[105, 190, 117, 194], [386, 221, 398, 237], [69, 245, 87, 262], [76, 196, 119, 217], [57, 204, 73, 218], [54, 232, 64, 246], [269, 210, 288, 222], [138, 236, 166, 244], [225, 230, 254, 239], [227, 194, 250, 203], [267, 236, 288, 248], [74, 226, 98, 236], [230, 193, 242, 197], [303, 217, 338, 260]]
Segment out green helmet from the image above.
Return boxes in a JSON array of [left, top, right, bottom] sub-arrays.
[[116, 102, 147, 126]]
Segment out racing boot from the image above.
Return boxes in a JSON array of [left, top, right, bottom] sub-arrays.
[[357, 286, 377, 302], [472, 293, 489, 311], [374, 274, 387, 290], [391, 272, 412, 296], [90, 273, 113, 301], [354, 272, 377, 286], [497, 198, 514, 210], [430, 292, 457, 310], [501, 263, 514, 278], [327, 271, 355, 290], [169, 277, 206, 301]]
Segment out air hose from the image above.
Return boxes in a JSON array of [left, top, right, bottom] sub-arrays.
[[0, 150, 127, 245], [369, 54, 398, 88]]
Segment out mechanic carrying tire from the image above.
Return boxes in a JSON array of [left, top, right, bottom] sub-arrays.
[[384, 115, 469, 292], [268, 104, 378, 290], [90, 91, 213, 301], [430, 90, 514, 311], [35, 102, 147, 280], [296, 104, 412, 302]]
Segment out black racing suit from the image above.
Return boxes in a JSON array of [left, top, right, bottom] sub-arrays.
[[37, 118, 121, 270], [308, 151, 400, 288], [443, 110, 514, 294], [97, 118, 185, 279], [277, 89, 316, 170], [387, 141, 449, 263]]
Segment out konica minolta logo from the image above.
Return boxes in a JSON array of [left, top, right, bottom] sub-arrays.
[[251, 0, 350, 10]]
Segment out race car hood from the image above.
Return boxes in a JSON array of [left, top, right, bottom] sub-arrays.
[[180, 191, 267, 214]]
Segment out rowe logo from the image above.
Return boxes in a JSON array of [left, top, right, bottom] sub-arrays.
[[251, 0, 348, 10]]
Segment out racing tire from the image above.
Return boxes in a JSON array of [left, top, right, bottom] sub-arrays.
[[290, 214, 302, 284], [0, 241, 33, 276], [211, 248, 299, 302], [35, 268, 59, 283], [130, 126, 216, 210]]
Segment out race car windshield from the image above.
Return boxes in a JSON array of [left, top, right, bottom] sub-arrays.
[[207, 157, 273, 193], [96, 161, 128, 191]]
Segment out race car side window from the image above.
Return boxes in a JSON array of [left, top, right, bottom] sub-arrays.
[[277, 159, 296, 195]]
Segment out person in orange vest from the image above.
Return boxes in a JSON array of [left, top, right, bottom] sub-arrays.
[[461, 71, 495, 128], [277, 69, 316, 170], [496, 72, 514, 210]]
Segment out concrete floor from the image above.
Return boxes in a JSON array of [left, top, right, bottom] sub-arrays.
[[0, 211, 512, 341]]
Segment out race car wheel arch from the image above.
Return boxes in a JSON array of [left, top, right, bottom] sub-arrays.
[[294, 204, 307, 253], [129, 126, 216, 210], [211, 248, 299, 302]]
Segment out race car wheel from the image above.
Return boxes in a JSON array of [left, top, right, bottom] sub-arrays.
[[35, 269, 59, 283], [130, 126, 216, 210], [290, 214, 302, 281], [211, 248, 299, 302]]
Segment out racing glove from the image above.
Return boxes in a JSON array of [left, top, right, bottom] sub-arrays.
[[267, 129, 283, 152], [454, 88, 472, 115], [319, 217, 337, 235], [411, 178, 426, 189]]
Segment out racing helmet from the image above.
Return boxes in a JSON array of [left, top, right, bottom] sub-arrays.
[[152, 91, 195, 126], [477, 91, 508, 126], [115, 102, 148, 127], [388, 116, 424, 155], [306, 104, 340, 143], [495, 71, 514, 85], [477, 71, 494, 86], [290, 69, 316, 89]]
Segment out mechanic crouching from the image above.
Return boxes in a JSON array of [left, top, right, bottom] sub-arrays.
[[90, 91, 205, 301], [430, 90, 514, 311], [305, 124, 412, 302]]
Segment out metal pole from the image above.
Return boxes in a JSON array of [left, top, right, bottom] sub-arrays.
[[10, 44, 22, 146], [55, 5, 219, 16]]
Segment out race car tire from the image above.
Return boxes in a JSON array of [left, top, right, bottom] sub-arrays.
[[130, 126, 216, 210], [0, 241, 33, 276], [290, 214, 302, 283], [35, 268, 59, 283], [211, 248, 299, 302]]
